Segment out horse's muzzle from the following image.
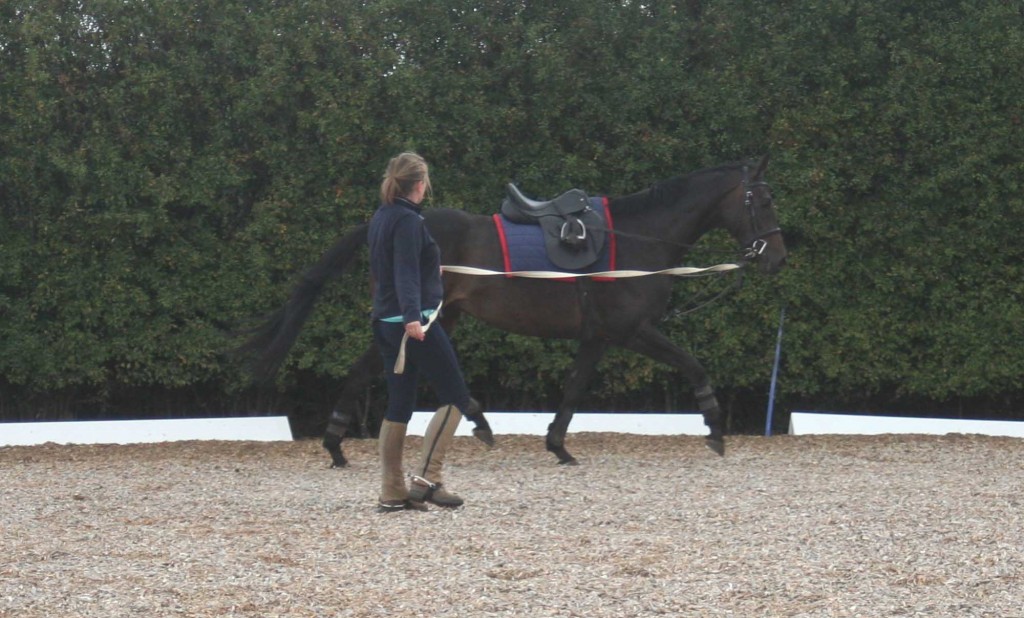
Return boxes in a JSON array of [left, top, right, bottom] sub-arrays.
[[756, 234, 788, 274]]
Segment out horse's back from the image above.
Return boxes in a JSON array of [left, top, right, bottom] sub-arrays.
[[423, 208, 501, 269]]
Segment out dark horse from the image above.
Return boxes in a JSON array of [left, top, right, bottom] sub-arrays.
[[246, 156, 786, 466]]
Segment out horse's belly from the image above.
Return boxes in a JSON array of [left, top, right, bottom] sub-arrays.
[[461, 281, 583, 339]]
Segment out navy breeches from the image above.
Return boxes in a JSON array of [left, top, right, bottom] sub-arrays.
[[372, 321, 471, 424]]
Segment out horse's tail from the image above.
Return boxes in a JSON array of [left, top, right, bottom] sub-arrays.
[[240, 222, 370, 382]]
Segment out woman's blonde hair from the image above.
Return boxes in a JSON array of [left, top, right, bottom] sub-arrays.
[[380, 152, 431, 204]]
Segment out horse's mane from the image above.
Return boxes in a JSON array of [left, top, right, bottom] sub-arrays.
[[608, 162, 744, 216]]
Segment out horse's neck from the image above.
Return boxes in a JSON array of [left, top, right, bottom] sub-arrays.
[[611, 174, 730, 265]]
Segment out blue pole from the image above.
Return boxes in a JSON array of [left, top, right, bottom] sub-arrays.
[[765, 306, 786, 436]]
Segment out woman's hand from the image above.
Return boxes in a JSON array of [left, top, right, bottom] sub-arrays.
[[405, 321, 425, 341]]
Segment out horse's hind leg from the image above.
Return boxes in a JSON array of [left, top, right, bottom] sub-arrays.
[[546, 339, 609, 465], [622, 324, 726, 456], [323, 345, 384, 468]]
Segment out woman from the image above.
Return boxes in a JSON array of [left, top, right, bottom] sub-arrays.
[[369, 152, 472, 513]]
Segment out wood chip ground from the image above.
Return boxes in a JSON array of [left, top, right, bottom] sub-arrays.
[[2, 433, 1022, 617]]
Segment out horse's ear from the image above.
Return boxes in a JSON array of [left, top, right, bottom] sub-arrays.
[[755, 153, 770, 176]]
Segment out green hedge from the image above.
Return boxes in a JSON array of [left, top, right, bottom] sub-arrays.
[[2, 0, 1022, 429]]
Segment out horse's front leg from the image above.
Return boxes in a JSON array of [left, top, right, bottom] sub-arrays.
[[466, 397, 495, 447], [323, 345, 383, 467], [622, 324, 726, 456], [546, 339, 609, 465], [437, 304, 494, 447]]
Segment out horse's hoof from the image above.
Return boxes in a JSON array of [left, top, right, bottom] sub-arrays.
[[705, 437, 726, 457], [473, 428, 495, 448], [324, 446, 349, 468], [547, 443, 578, 465]]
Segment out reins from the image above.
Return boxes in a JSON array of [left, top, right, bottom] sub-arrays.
[[584, 223, 741, 258]]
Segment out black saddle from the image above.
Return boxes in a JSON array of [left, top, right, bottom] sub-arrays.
[[500, 183, 607, 270]]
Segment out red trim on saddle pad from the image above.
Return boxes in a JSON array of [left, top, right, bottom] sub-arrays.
[[491, 213, 513, 274]]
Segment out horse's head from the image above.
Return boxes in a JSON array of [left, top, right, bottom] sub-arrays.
[[722, 155, 787, 274]]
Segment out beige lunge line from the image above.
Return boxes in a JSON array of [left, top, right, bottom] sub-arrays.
[[440, 263, 741, 279], [393, 300, 444, 375]]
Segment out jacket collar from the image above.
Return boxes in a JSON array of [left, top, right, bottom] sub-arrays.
[[393, 196, 423, 214]]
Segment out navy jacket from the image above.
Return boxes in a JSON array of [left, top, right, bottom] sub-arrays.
[[368, 198, 443, 324]]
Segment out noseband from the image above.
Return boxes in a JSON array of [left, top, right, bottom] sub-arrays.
[[740, 166, 781, 260]]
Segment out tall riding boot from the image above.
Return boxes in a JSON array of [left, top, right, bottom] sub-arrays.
[[377, 420, 426, 513], [409, 405, 464, 508]]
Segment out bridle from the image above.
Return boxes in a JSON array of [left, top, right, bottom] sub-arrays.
[[740, 165, 782, 261]]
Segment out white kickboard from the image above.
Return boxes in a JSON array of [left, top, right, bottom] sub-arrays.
[[0, 416, 293, 446], [408, 411, 706, 436], [789, 412, 1024, 437]]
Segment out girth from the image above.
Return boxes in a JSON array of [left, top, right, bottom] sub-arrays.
[[499, 183, 607, 271]]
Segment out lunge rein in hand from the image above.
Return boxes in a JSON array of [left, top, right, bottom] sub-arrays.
[[393, 300, 443, 374]]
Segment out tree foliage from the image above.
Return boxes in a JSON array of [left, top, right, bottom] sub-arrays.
[[2, 0, 1022, 427]]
